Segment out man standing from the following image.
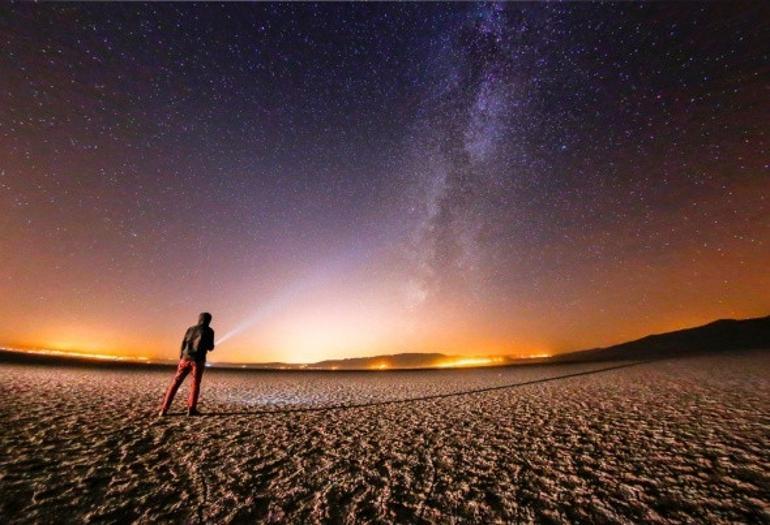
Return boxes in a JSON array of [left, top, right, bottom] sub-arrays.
[[159, 312, 215, 416]]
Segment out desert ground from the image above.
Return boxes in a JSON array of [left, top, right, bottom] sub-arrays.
[[1, 350, 768, 524]]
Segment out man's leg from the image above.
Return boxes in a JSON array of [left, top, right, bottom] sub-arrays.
[[187, 361, 205, 413], [160, 360, 192, 415]]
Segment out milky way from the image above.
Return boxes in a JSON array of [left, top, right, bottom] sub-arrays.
[[1, 3, 768, 362]]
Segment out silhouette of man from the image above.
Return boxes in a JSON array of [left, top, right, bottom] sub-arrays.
[[159, 312, 215, 417]]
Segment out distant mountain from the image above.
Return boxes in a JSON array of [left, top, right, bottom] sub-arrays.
[[0, 348, 174, 369], [225, 353, 504, 370], [551, 315, 770, 363], [311, 352, 447, 370]]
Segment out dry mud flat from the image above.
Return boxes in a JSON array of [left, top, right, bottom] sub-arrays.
[[1, 351, 768, 524]]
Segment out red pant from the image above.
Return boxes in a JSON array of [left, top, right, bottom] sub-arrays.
[[160, 359, 205, 412]]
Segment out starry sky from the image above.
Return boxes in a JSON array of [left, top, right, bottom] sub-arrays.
[[1, 3, 768, 364]]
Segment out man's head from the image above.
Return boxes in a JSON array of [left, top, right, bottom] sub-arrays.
[[198, 312, 212, 326]]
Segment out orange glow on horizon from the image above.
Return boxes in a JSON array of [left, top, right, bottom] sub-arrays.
[[1, 307, 768, 367], [4, 347, 151, 363], [434, 356, 504, 368]]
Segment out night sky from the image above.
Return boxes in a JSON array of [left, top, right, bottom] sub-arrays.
[[1, 3, 768, 363]]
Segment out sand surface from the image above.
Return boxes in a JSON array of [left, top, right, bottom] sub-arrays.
[[1, 351, 768, 524]]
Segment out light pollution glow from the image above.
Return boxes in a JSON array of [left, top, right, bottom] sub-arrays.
[[4, 347, 151, 363], [2, 347, 538, 370], [434, 357, 505, 368]]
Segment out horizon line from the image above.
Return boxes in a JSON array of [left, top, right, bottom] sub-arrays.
[[1, 312, 767, 369]]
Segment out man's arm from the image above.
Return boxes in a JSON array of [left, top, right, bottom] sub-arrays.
[[180, 328, 191, 358], [207, 329, 215, 352]]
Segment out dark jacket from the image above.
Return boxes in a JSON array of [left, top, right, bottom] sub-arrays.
[[180, 323, 215, 362]]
